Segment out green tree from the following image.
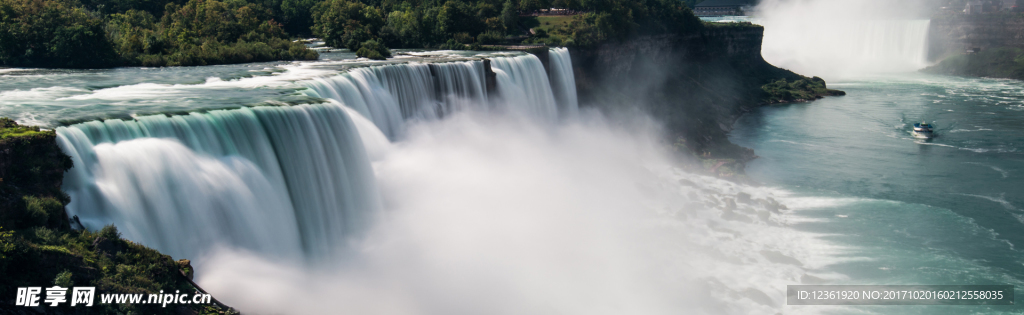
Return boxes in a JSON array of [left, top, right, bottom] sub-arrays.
[[500, 0, 517, 34], [312, 0, 386, 50], [355, 39, 391, 59]]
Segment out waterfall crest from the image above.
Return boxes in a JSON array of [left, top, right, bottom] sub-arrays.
[[303, 60, 488, 139], [57, 48, 579, 262], [58, 103, 379, 260]]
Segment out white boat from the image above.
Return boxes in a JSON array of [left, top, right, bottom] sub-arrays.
[[913, 121, 934, 138]]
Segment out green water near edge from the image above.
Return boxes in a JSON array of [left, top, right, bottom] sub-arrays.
[[731, 73, 1024, 314]]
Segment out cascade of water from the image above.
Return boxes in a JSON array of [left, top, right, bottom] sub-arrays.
[[547, 48, 579, 118], [489, 54, 559, 121], [57, 103, 379, 261], [303, 61, 488, 139], [56, 49, 581, 262]]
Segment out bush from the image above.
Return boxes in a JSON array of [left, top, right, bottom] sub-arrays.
[[476, 31, 504, 44], [99, 224, 121, 240], [355, 39, 391, 60], [23, 196, 64, 229], [439, 39, 467, 50], [453, 32, 475, 44], [54, 269, 73, 287]]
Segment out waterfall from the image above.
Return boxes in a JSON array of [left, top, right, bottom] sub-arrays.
[[759, 17, 931, 79], [56, 49, 580, 262], [303, 61, 488, 139], [490, 54, 559, 121], [548, 47, 579, 118], [57, 103, 380, 261]]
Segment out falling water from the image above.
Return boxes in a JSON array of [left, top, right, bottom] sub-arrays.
[[302, 61, 488, 139], [490, 54, 560, 120], [55, 50, 579, 262], [57, 103, 379, 261], [548, 47, 580, 118]]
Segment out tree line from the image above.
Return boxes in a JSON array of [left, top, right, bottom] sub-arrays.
[[0, 0, 703, 67]]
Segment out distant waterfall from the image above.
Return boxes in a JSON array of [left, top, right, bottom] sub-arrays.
[[759, 19, 931, 79], [57, 104, 379, 261], [56, 48, 579, 262]]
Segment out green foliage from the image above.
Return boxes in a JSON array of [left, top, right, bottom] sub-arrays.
[[1, 0, 703, 67], [0, 118, 46, 139], [312, 0, 385, 50], [54, 269, 74, 287], [23, 196, 65, 228], [1, 225, 230, 313], [355, 39, 391, 60], [99, 224, 122, 240], [0, 0, 315, 68], [439, 39, 467, 50], [0, 227, 13, 274], [476, 30, 504, 44], [0, 0, 119, 68]]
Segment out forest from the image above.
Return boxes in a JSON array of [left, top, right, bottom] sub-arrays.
[[0, 0, 703, 67]]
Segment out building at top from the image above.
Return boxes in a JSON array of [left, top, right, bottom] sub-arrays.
[[693, 0, 757, 16]]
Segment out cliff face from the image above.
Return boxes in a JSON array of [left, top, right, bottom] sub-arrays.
[[0, 118, 72, 225], [569, 25, 834, 170], [928, 14, 1024, 61]]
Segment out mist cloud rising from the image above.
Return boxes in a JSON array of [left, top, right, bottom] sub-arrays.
[[195, 109, 841, 315]]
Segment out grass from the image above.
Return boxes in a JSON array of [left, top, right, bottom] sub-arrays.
[[521, 15, 577, 46], [0, 117, 47, 140]]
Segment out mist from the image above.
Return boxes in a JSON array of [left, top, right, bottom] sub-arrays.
[[195, 108, 842, 315], [755, 0, 938, 80]]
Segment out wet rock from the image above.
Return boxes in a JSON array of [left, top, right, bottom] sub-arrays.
[[177, 259, 194, 280], [757, 210, 771, 222]]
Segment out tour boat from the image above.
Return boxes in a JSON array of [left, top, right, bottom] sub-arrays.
[[913, 122, 934, 138]]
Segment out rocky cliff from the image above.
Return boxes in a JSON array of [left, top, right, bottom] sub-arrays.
[[928, 14, 1024, 61], [569, 24, 842, 176]]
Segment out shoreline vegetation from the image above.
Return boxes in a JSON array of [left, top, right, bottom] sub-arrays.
[[0, 118, 236, 314], [1, 0, 705, 67]]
